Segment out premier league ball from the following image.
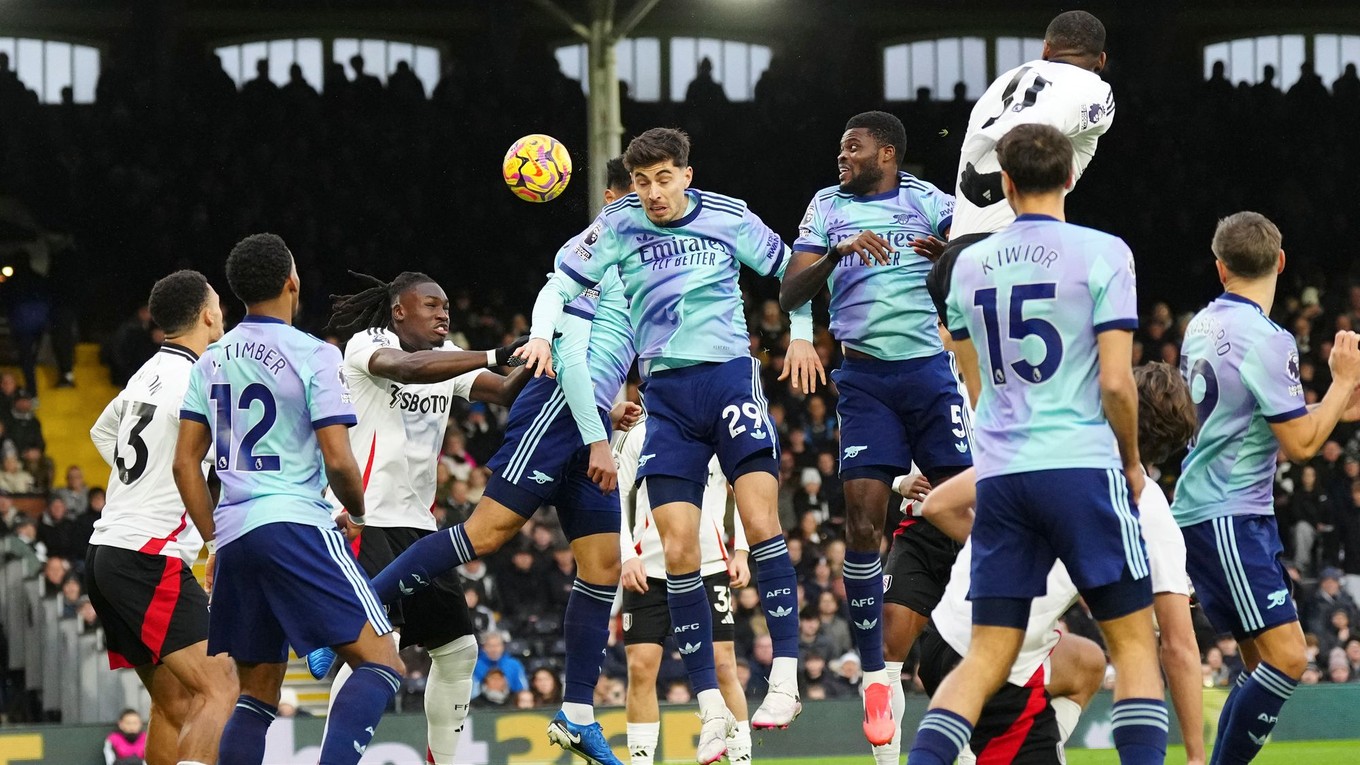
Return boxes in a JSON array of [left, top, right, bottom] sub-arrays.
[[502, 134, 572, 202]]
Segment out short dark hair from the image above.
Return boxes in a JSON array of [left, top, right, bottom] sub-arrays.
[[1134, 362, 1198, 464], [623, 127, 690, 170], [1045, 10, 1106, 58], [1211, 212, 1282, 279], [996, 123, 1073, 195], [148, 269, 211, 336], [605, 156, 631, 193], [226, 233, 294, 305], [845, 111, 908, 167]]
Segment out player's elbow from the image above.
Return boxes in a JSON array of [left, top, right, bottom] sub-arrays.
[[1278, 439, 1317, 464], [778, 284, 805, 314], [1099, 367, 1136, 400]]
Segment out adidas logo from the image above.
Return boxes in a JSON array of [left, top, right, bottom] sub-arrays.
[[855, 618, 879, 630], [1248, 731, 1267, 746], [767, 606, 793, 618], [679, 641, 704, 655], [954, 440, 968, 453], [529, 471, 555, 484], [353, 741, 367, 755], [399, 581, 415, 596], [844, 445, 868, 459]]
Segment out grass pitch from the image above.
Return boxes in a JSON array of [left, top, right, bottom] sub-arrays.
[[761, 740, 1359, 764]]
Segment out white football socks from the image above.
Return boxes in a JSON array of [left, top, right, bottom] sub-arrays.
[[697, 688, 727, 717], [1053, 695, 1083, 746], [872, 661, 906, 765], [627, 721, 660, 765], [426, 635, 477, 765], [770, 656, 799, 689], [561, 701, 595, 726], [727, 719, 753, 762]]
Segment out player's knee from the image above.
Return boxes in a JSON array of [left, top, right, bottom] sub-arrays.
[[626, 653, 660, 685], [661, 538, 701, 572], [844, 510, 884, 550]]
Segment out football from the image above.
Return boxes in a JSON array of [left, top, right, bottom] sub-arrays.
[[502, 133, 572, 202]]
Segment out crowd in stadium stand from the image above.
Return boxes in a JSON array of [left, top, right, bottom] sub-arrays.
[[6, 44, 1360, 722]]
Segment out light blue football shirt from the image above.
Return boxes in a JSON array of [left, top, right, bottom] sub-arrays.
[[181, 316, 357, 546], [944, 214, 1138, 479], [531, 188, 812, 376], [792, 171, 955, 360], [1171, 294, 1307, 527], [549, 234, 636, 444]]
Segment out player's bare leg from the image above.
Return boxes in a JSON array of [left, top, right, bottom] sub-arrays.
[[1043, 632, 1107, 753], [1154, 592, 1206, 764], [137, 641, 236, 765], [219, 661, 288, 765], [1093, 605, 1167, 764], [143, 697, 181, 765], [1211, 620, 1306, 764], [731, 471, 802, 729], [624, 643, 663, 765], [843, 477, 894, 745], [714, 641, 753, 763]]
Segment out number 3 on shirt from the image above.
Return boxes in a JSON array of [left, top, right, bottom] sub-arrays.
[[973, 283, 1064, 385], [208, 383, 281, 472]]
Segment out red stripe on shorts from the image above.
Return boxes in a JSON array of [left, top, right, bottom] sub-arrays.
[[141, 557, 184, 662], [107, 649, 135, 670], [978, 665, 1049, 765]]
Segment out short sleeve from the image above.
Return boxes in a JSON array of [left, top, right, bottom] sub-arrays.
[[1242, 332, 1308, 423], [734, 205, 789, 277], [448, 369, 486, 402], [792, 197, 830, 255], [179, 357, 211, 425], [561, 213, 623, 288], [306, 343, 359, 430], [922, 185, 956, 237], [344, 329, 392, 378], [1091, 239, 1139, 333]]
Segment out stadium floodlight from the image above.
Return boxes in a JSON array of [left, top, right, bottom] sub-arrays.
[[0, 266, 13, 277]]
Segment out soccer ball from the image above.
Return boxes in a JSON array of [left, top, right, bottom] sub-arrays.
[[502, 134, 572, 202]]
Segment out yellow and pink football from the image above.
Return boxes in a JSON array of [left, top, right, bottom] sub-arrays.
[[502, 134, 572, 202]]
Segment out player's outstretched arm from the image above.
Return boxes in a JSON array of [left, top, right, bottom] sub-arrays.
[[1273, 330, 1360, 461], [469, 365, 532, 408], [920, 467, 975, 544], [173, 419, 217, 547], [1097, 329, 1144, 498], [367, 336, 528, 386], [317, 424, 366, 521]]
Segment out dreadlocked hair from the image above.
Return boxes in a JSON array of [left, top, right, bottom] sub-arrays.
[[327, 270, 435, 336]]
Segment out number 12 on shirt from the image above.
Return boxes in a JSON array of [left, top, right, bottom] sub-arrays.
[[973, 283, 1064, 385], [209, 382, 281, 472]]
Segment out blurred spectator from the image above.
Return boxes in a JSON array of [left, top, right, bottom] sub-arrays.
[[663, 679, 692, 705], [440, 431, 476, 482], [546, 543, 576, 612], [1308, 567, 1358, 636], [472, 668, 512, 708], [802, 396, 836, 452], [472, 631, 527, 700], [816, 590, 852, 658], [0, 452, 35, 493], [684, 57, 728, 108], [13, 516, 42, 558], [1321, 607, 1357, 657], [497, 547, 549, 631], [463, 585, 497, 635], [103, 709, 146, 765], [102, 305, 159, 386], [8, 392, 43, 454], [39, 497, 82, 561], [529, 666, 562, 707], [832, 651, 862, 689], [797, 606, 834, 660], [21, 445, 54, 494], [75, 487, 105, 552], [42, 556, 70, 596], [1300, 662, 1322, 685], [58, 573, 83, 619], [459, 558, 499, 612], [0, 372, 19, 422], [462, 403, 503, 465], [1291, 464, 1336, 573], [746, 634, 773, 698], [54, 466, 90, 516]]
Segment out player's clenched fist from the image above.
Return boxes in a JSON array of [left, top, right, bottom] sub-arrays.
[[1330, 330, 1360, 384], [835, 229, 895, 266], [621, 558, 648, 594], [586, 440, 617, 493]]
